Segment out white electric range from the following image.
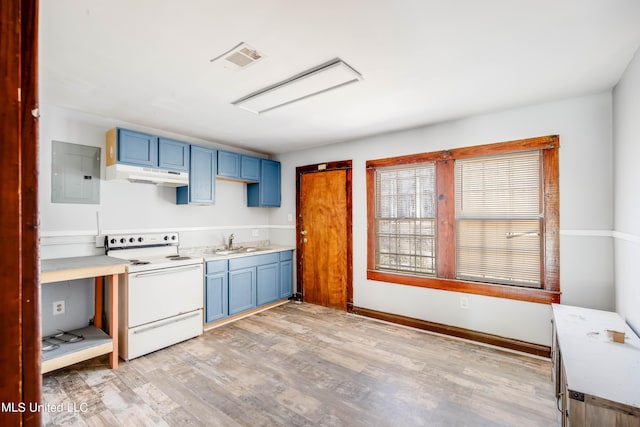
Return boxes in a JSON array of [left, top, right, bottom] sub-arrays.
[[105, 232, 203, 360]]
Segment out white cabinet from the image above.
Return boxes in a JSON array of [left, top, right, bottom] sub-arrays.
[[552, 304, 640, 426]]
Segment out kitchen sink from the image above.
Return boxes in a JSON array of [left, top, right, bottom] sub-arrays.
[[213, 247, 269, 255]]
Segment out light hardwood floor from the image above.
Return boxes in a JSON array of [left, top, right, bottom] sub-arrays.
[[42, 303, 559, 426]]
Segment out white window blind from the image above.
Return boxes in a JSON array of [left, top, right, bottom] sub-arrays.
[[375, 164, 436, 275], [455, 151, 542, 287]]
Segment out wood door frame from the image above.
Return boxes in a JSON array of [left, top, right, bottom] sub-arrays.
[[0, 0, 41, 425], [296, 161, 353, 312]]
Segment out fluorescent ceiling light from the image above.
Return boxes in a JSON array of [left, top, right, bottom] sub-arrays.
[[232, 58, 362, 114]]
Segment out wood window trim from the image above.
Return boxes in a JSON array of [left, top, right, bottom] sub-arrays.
[[366, 135, 560, 305]]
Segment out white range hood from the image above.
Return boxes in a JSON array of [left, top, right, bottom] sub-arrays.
[[106, 163, 188, 187]]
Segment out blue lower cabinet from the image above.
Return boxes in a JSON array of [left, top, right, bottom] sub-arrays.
[[205, 273, 228, 323], [229, 267, 257, 315], [205, 260, 228, 324], [257, 262, 279, 306], [279, 251, 293, 299], [206, 251, 294, 323]]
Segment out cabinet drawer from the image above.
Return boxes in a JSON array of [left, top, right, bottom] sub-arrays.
[[279, 250, 293, 261], [229, 253, 279, 270], [206, 259, 228, 274]]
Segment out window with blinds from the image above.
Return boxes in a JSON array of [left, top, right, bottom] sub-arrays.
[[375, 164, 437, 275], [454, 151, 542, 287]]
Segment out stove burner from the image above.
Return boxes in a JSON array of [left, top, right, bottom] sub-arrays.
[[129, 259, 150, 265], [167, 256, 191, 261]]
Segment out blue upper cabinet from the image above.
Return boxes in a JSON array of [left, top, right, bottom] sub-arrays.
[[177, 145, 216, 205], [107, 128, 189, 172], [159, 138, 189, 172], [247, 159, 281, 207], [217, 150, 240, 179], [117, 129, 158, 167], [217, 151, 260, 183], [240, 155, 260, 182]]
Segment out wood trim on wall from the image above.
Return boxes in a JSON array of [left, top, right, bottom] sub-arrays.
[[0, 0, 41, 425], [365, 135, 559, 169], [352, 306, 551, 358], [367, 271, 560, 304], [543, 148, 560, 294], [435, 160, 455, 279], [296, 160, 354, 311]]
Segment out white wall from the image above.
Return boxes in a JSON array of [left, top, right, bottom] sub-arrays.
[[613, 47, 640, 334], [274, 92, 615, 346]]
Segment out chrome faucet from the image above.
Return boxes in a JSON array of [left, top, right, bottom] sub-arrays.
[[228, 233, 235, 249]]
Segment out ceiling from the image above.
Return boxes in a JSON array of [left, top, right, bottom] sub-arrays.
[[39, 1, 640, 155]]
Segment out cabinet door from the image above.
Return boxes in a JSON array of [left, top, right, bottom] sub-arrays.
[[118, 129, 157, 167], [240, 155, 260, 182], [205, 272, 228, 323], [229, 267, 256, 315], [280, 259, 293, 299], [217, 150, 240, 179], [159, 138, 189, 172], [177, 145, 216, 204], [247, 159, 281, 207], [257, 262, 279, 306]]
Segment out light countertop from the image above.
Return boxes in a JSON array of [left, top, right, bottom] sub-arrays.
[[181, 244, 295, 261]]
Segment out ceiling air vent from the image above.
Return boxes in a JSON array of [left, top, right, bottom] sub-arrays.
[[210, 42, 265, 70]]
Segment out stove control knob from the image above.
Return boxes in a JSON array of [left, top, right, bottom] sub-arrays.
[[120, 238, 126, 244], [171, 235, 177, 240], [129, 237, 135, 243], [163, 235, 169, 241], [138, 237, 144, 242], [110, 238, 116, 244]]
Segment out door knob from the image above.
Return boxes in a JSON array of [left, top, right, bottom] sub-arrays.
[[301, 230, 308, 235]]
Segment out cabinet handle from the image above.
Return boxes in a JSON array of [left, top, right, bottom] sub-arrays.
[[131, 264, 201, 278], [133, 312, 200, 334]]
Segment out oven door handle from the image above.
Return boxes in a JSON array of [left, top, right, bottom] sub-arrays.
[[131, 264, 201, 278], [132, 311, 201, 334]]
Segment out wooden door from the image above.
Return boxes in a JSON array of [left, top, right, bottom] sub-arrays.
[[297, 162, 352, 310]]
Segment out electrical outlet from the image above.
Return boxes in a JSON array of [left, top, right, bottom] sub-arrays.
[[252, 229, 260, 237], [53, 300, 65, 315], [287, 213, 293, 222], [459, 296, 469, 309]]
